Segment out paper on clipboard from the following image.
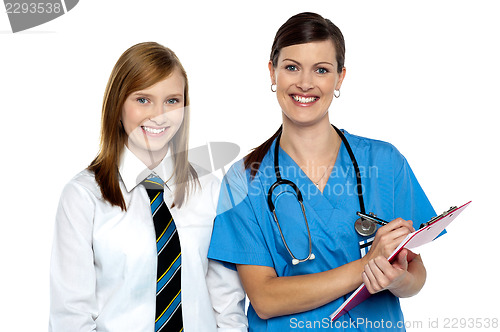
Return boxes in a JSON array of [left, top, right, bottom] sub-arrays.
[[330, 201, 471, 321]]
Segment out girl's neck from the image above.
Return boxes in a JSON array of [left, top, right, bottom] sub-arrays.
[[126, 143, 169, 170]]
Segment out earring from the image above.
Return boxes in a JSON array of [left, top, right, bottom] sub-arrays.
[[271, 84, 277, 92], [334, 89, 341, 98]]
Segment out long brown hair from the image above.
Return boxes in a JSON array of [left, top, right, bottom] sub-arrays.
[[88, 42, 198, 210], [244, 12, 346, 178]]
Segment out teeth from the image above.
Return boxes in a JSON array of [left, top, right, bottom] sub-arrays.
[[142, 126, 166, 134], [293, 95, 317, 103]]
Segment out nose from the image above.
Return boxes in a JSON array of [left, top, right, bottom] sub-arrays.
[[296, 71, 314, 91], [149, 103, 168, 125]]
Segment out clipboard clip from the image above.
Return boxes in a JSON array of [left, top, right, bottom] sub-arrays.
[[419, 206, 458, 229]]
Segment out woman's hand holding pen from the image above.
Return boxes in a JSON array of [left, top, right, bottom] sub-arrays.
[[364, 218, 415, 261], [362, 219, 426, 298]]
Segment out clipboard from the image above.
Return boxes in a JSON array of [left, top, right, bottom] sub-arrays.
[[330, 201, 471, 321]]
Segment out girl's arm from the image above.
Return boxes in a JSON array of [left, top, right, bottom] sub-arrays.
[[206, 172, 248, 331], [207, 260, 248, 331], [49, 181, 98, 332]]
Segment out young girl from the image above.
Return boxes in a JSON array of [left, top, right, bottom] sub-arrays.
[[208, 13, 434, 331], [49, 42, 247, 332]]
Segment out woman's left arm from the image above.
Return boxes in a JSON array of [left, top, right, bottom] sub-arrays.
[[362, 248, 427, 298]]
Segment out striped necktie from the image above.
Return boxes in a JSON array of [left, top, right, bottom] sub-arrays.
[[142, 176, 183, 332]]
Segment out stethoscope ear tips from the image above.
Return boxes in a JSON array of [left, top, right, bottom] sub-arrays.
[[310, 253, 316, 260], [292, 258, 300, 265]]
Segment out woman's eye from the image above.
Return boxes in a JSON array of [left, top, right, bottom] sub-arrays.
[[316, 68, 328, 74], [285, 65, 298, 71], [137, 97, 148, 104], [166, 98, 179, 104]]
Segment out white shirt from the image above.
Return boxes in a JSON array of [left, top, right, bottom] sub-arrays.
[[49, 147, 248, 332]]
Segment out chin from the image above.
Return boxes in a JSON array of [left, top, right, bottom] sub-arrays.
[[283, 110, 329, 127]]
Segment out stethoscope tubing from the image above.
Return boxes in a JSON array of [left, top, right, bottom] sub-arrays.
[[267, 124, 368, 265]]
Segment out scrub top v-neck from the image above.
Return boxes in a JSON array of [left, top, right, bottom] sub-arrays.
[[208, 130, 436, 331]]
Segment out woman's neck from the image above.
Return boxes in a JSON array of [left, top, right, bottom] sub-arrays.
[[279, 116, 341, 192], [280, 118, 340, 163]]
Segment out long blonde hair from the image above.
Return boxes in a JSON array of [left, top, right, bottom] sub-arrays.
[[88, 42, 198, 210]]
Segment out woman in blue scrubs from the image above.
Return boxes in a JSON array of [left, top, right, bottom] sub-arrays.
[[209, 12, 435, 331]]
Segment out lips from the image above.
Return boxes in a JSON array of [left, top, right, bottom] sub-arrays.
[[290, 94, 319, 105], [141, 126, 167, 135]]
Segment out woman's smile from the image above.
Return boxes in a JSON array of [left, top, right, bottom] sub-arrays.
[[290, 94, 320, 106], [269, 40, 345, 127]]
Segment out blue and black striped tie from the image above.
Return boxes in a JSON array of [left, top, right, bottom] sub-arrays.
[[142, 176, 183, 332]]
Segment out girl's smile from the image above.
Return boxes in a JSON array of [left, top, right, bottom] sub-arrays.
[[121, 68, 185, 168], [141, 125, 168, 135]]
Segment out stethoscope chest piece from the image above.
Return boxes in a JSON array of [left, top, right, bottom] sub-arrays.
[[292, 253, 315, 266], [354, 217, 377, 237]]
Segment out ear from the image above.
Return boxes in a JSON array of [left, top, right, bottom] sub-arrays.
[[268, 60, 276, 85], [335, 67, 347, 90]]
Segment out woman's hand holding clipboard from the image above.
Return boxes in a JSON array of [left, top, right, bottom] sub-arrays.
[[330, 201, 472, 321]]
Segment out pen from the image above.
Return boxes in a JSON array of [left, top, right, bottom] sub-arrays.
[[356, 212, 389, 226]]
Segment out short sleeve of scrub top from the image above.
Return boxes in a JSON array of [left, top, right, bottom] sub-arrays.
[[208, 131, 437, 332]]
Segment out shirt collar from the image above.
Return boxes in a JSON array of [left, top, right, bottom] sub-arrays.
[[119, 146, 175, 192]]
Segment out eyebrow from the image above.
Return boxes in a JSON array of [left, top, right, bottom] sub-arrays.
[[131, 92, 153, 98], [282, 58, 335, 67], [131, 92, 184, 98]]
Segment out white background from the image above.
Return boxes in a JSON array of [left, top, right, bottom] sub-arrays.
[[1, 0, 498, 330]]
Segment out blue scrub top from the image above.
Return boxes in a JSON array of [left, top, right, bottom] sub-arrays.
[[208, 130, 436, 331]]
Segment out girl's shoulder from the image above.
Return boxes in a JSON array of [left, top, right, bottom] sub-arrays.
[[189, 162, 222, 198], [190, 162, 221, 188], [181, 162, 221, 210], [61, 169, 103, 202]]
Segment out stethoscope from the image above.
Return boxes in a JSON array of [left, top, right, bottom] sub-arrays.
[[267, 125, 378, 265]]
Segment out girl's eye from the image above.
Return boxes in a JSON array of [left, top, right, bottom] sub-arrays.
[[316, 68, 328, 74], [137, 97, 148, 104], [285, 65, 298, 71], [166, 98, 179, 104]]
